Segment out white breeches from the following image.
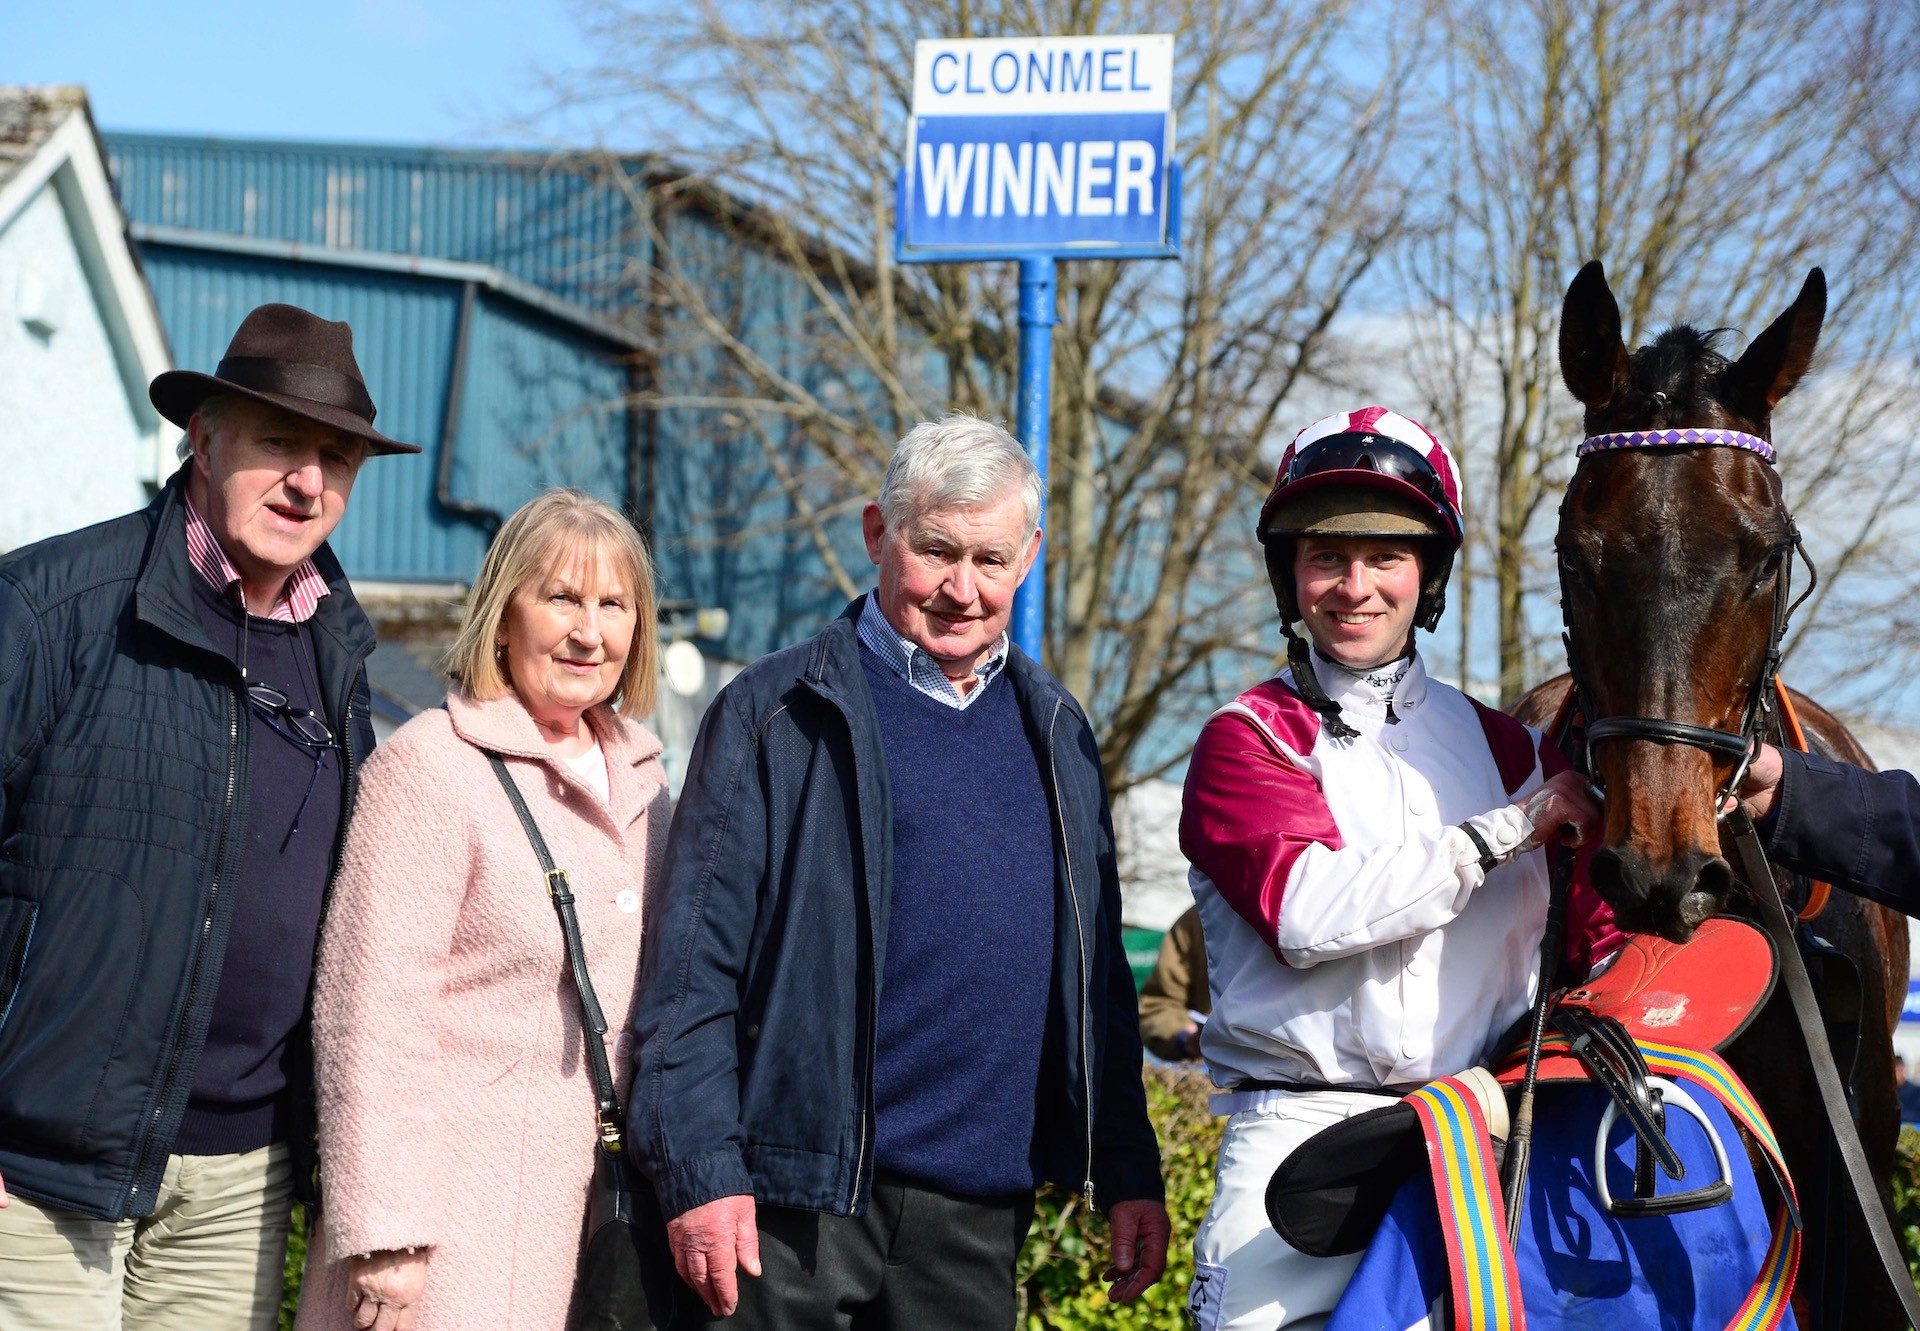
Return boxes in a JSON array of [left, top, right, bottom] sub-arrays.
[[1188, 1089, 1389, 1331]]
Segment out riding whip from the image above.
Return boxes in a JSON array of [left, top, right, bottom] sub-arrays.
[[1499, 840, 1572, 1243]]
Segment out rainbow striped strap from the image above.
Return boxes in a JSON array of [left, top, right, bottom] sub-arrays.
[[1408, 1077, 1526, 1331], [1514, 1036, 1801, 1331], [1621, 1041, 1799, 1331]]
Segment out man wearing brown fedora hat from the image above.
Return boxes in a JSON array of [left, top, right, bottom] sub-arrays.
[[0, 303, 418, 1328]]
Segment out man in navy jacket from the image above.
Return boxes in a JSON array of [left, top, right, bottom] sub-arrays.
[[0, 305, 416, 1329], [1733, 744, 1920, 913], [629, 415, 1167, 1327]]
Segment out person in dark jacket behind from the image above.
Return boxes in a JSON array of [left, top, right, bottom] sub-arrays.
[[1731, 742, 1920, 916], [0, 304, 418, 1329], [628, 414, 1168, 1328]]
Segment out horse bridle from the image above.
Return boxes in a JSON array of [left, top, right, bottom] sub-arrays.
[[1547, 429, 1920, 1327], [1505, 427, 1810, 1234], [1558, 429, 1817, 811]]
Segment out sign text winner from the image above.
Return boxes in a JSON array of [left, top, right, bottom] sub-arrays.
[[905, 35, 1175, 253]]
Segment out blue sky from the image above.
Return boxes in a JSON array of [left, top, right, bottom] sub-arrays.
[[4, 0, 603, 147]]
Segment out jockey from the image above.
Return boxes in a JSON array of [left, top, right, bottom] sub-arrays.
[[1180, 406, 1622, 1330]]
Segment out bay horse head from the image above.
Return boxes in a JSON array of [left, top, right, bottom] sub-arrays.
[[1556, 260, 1825, 941]]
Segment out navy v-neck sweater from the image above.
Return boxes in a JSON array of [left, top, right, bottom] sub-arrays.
[[861, 646, 1056, 1197], [179, 576, 343, 1155]]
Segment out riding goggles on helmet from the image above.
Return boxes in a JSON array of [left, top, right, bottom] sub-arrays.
[[1259, 430, 1464, 543]]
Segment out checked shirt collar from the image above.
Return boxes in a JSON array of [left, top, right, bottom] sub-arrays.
[[856, 591, 1009, 710], [183, 494, 330, 623]]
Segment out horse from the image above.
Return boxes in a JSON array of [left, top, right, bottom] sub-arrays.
[[1512, 260, 1912, 1328]]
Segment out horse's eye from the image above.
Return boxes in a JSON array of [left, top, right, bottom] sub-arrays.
[[1557, 550, 1592, 590]]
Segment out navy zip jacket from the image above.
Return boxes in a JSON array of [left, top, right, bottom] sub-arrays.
[[628, 600, 1163, 1220], [1766, 747, 1920, 915], [0, 467, 376, 1221]]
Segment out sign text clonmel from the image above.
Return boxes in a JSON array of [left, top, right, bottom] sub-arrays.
[[905, 35, 1175, 255]]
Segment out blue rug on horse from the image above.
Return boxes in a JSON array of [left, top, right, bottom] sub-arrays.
[[1326, 1075, 1796, 1330]]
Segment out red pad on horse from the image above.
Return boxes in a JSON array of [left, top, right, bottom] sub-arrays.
[[1497, 918, 1776, 1086]]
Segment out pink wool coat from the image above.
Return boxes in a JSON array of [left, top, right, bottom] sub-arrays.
[[295, 689, 668, 1331]]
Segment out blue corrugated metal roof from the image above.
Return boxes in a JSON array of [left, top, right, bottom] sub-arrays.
[[108, 132, 653, 314], [102, 131, 898, 663], [108, 131, 647, 588], [139, 244, 631, 582], [643, 208, 898, 660]]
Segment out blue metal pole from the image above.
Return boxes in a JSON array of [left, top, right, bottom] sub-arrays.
[[1012, 255, 1055, 661]]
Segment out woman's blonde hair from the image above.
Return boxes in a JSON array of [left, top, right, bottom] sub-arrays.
[[447, 489, 659, 718]]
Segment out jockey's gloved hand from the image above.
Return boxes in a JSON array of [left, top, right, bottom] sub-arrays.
[[1514, 770, 1602, 854], [1456, 770, 1601, 874]]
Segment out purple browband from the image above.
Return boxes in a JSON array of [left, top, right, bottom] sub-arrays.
[[1578, 428, 1776, 463]]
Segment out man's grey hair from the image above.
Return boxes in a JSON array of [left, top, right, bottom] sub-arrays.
[[878, 414, 1043, 539], [174, 393, 235, 462]]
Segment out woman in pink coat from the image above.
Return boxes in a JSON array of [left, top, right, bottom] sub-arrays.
[[296, 489, 669, 1331]]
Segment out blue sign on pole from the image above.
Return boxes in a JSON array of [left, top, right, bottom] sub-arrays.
[[907, 112, 1174, 254], [900, 35, 1179, 263], [896, 35, 1180, 661]]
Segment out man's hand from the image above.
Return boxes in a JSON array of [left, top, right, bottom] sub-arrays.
[[348, 1248, 429, 1331], [0, 1169, 9, 1208], [668, 1193, 762, 1317], [1102, 1199, 1170, 1304], [1722, 742, 1784, 821], [1517, 770, 1603, 853]]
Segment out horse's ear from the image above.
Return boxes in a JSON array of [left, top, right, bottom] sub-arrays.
[[1726, 268, 1826, 414], [1560, 260, 1631, 412]]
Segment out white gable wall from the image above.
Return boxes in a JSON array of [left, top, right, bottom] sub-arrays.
[[0, 102, 172, 556], [0, 181, 157, 553]]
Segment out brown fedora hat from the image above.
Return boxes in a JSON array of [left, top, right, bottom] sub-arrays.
[[148, 303, 421, 455]]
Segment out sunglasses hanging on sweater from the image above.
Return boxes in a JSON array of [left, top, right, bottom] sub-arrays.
[[235, 594, 339, 847]]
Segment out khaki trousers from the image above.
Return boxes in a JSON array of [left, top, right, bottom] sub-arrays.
[[0, 1142, 293, 1331]]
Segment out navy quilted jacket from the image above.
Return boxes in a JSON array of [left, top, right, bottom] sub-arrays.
[[628, 599, 1163, 1221], [0, 467, 376, 1221], [1767, 747, 1920, 915]]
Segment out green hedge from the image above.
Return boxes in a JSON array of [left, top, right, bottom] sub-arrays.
[[1893, 1124, 1920, 1279], [1017, 1065, 1220, 1329], [281, 1207, 306, 1331]]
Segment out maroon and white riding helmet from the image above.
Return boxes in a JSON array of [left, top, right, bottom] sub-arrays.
[[1257, 407, 1466, 640], [1257, 406, 1465, 548]]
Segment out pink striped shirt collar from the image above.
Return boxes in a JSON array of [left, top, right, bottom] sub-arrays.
[[182, 495, 330, 623]]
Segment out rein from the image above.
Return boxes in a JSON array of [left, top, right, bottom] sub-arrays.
[[1558, 430, 1920, 1328]]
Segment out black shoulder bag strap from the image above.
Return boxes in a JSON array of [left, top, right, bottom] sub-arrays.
[[485, 753, 624, 1152], [1724, 806, 1920, 1328]]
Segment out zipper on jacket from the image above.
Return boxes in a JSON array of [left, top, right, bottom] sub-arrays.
[[808, 674, 878, 1216], [849, 966, 877, 1212], [320, 675, 369, 925], [128, 686, 239, 1211], [848, 761, 878, 1215], [1045, 703, 1097, 1211]]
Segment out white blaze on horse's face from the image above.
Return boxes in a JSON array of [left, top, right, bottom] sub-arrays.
[[1294, 536, 1423, 671]]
